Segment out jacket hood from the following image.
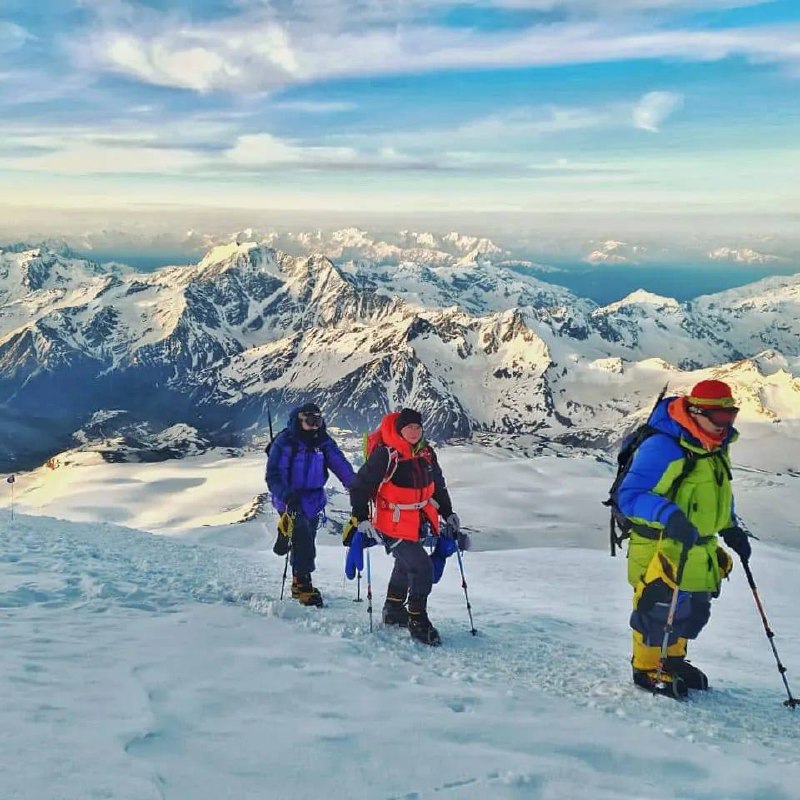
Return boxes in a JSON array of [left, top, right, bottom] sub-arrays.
[[287, 406, 328, 439], [378, 412, 426, 458], [647, 397, 737, 450]]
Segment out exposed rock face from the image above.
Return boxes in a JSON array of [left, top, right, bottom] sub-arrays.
[[1, 241, 798, 470]]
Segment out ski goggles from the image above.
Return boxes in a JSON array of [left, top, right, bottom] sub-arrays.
[[696, 406, 739, 426], [299, 412, 323, 427]]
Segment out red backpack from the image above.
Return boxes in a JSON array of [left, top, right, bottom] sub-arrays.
[[362, 427, 400, 490]]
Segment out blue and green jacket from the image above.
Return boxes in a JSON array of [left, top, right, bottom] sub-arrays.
[[617, 398, 736, 592]]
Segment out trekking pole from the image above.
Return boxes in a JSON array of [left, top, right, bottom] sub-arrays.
[[454, 542, 477, 636], [7, 474, 15, 520], [354, 570, 363, 603], [740, 558, 798, 709], [654, 545, 689, 692], [365, 548, 373, 633], [279, 547, 291, 601]]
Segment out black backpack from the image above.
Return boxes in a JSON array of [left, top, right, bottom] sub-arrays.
[[603, 385, 704, 556]]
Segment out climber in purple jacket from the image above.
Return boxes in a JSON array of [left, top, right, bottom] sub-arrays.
[[266, 403, 355, 606]]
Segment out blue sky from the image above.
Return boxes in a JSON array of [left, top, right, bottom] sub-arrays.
[[0, 0, 798, 216]]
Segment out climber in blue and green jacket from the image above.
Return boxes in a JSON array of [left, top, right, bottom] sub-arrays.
[[617, 379, 752, 696]]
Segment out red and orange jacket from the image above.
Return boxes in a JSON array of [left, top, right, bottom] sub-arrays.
[[349, 412, 453, 541]]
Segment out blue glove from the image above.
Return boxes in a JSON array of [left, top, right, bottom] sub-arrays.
[[430, 535, 458, 584], [663, 510, 699, 548], [344, 528, 379, 580]]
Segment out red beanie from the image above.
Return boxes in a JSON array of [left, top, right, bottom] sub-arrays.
[[687, 380, 736, 409]]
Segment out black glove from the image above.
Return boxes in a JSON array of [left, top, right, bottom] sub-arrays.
[[273, 512, 294, 556], [284, 491, 300, 512], [663, 510, 699, 548], [720, 526, 751, 561], [444, 512, 461, 534]]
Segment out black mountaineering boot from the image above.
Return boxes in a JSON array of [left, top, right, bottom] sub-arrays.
[[632, 668, 688, 699], [664, 657, 709, 690], [407, 594, 441, 646], [382, 595, 409, 627]]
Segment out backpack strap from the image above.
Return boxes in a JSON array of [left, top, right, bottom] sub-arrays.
[[366, 446, 399, 519], [377, 447, 440, 524], [606, 436, 707, 556], [380, 447, 400, 487], [664, 449, 701, 500]]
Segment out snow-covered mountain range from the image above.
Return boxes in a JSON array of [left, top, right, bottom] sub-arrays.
[[708, 247, 784, 265], [1, 239, 799, 471]]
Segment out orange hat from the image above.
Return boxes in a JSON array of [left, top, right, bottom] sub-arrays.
[[687, 380, 736, 409]]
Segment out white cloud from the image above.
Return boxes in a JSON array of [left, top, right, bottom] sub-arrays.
[[224, 133, 433, 170], [0, 135, 203, 175], [632, 91, 684, 132], [79, 14, 800, 94], [0, 123, 433, 176], [225, 133, 386, 168], [0, 123, 219, 175], [484, 0, 770, 10], [0, 22, 32, 54], [455, 106, 612, 142], [103, 34, 246, 92], [357, 94, 680, 157], [226, 133, 314, 165], [234, 0, 774, 16]]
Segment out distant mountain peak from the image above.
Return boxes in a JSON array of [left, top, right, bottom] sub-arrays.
[[598, 289, 679, 313], [708, 246, 783, 264], [1, 239, 799, 471]]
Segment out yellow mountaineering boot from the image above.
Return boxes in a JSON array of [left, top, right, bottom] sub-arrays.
[[631, 631, 688, 698], [291, 574, 323, 607]]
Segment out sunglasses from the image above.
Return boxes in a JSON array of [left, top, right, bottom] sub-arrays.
[[299, 413, 323, 426], [697, 407, 739, 426]]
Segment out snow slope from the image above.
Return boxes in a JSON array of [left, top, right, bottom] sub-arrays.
[[2, 440, 800, 798], [2, 511, 799, 800], [11, 435, 800, 549]]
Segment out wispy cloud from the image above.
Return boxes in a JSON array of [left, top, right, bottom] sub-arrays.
[[225, 134, 355, 167], [0, 133, 203, 174], [222, 133, 454, 172], [0, 124, 443, 176], [490, 0, 771, 10], [0, 21, 32, 54], [2, 0, 797, 216], [0, 87, 689, 178], [73, 3, 800, 94], [232, 0, 774, 18], [365, 92, 683, 156], [632, 91, 684, 132]]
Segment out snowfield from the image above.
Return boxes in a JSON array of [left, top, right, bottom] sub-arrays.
[[2, 445, 800, 799]]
